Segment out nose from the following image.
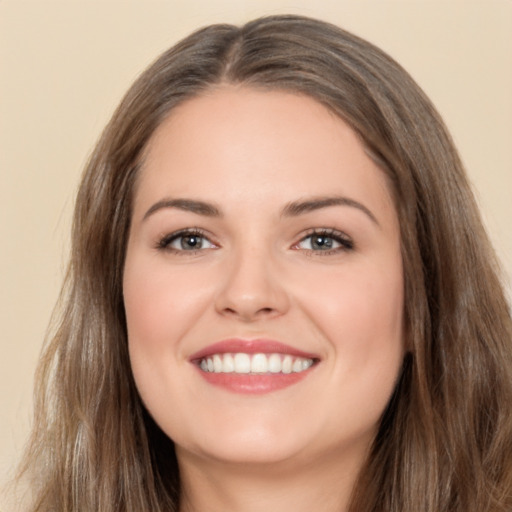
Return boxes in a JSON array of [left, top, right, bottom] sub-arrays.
[[214, 247, 290, 322]]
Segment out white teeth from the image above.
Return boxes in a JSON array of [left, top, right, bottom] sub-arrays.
[[199, 353, 315, 375], [292, 358, 303, 373], [282, 355, 293, 374], [251, 353, 268, 373], [213, 354, 223, 373], [233, 353, 251, 373], [302, 359, 313, 370], [223, 353, 234, 373], [268, 354, 282, 373]]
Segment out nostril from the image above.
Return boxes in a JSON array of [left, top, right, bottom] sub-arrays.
[[223, 307, 274, 315], [220, 305, 279, 321]]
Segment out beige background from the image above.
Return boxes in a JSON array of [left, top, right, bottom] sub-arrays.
[[1, 0, 511, 504]]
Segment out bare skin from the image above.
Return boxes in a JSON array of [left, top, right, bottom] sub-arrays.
[[123, 86, 404, 512]]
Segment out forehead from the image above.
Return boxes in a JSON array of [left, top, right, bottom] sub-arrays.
[[136, 86, 396, 222]]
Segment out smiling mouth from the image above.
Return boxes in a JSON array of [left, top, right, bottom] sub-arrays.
[[199, 353, 315, 374], [189, 339, 319, 393]]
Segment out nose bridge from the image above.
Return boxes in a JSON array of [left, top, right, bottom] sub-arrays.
[[215, 239, 289, 320]]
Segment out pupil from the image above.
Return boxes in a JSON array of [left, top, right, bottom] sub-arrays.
[[312, 236, 332, 250], [181, 235, 200, 249]]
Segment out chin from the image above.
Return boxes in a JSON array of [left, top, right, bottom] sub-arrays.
[[179, 438, 309, 468]]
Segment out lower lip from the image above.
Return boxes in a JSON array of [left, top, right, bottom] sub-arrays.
[[195, 367, 315, 394]]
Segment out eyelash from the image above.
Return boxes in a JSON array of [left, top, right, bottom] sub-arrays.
[[294, 228, 354, 255], [157, 228, 215, 255], [156, 228, 354, 255]]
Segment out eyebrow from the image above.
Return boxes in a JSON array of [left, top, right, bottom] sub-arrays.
[[143, 198, 222, 220], [142, 195, 379, 226], [281, 196, 379, 226]]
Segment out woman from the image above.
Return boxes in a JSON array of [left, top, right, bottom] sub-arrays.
[[18, 14, 512, 512]]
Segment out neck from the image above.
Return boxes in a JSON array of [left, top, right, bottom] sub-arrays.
[[177, 446, 367, 512]]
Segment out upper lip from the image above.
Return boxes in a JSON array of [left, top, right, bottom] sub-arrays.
[[189, 338, 320, 362]]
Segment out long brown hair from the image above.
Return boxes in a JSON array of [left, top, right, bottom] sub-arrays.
[[17, 15, 512, 511]]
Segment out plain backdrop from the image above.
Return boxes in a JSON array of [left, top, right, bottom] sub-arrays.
[[1, 0, 511, 505]]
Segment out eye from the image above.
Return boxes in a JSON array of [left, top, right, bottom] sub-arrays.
[[158, 229, 216, 253], [294, 229, 354, 254]]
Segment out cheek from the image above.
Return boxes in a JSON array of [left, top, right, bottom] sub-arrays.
[[303, 258, 403, 340], [123, 256, 213, 354], [122, 255, 216, 428], [259, 256, 404, 450], [298, 256, 404, 390]]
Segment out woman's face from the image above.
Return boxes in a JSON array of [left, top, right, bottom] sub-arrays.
[[123, 86, 404, 471]]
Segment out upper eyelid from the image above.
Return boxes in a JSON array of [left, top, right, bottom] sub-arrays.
[[300, 227, 350, 238], [294, 228, 354, 250], [298, 228, 353, 243], [156, 227, 354, 250], [161, 227, 208, 238], [158, 228, 215, 248]]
